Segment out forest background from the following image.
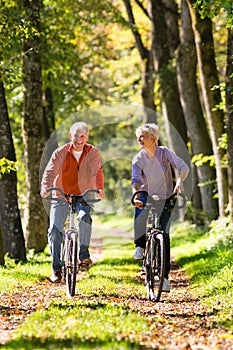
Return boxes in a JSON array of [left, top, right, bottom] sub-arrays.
[[0, 0, 232, 264]]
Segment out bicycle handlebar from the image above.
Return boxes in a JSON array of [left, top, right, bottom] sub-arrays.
[[46, 187, 101, 204], [131, 190, 186, 209]]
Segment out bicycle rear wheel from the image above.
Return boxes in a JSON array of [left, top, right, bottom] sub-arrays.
[[65, 232, 78, 297], [145, 231, 165, 302]]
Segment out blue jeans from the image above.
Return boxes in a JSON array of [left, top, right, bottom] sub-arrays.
[[48, 199, 92, 272], [134, 194, 172, 279]]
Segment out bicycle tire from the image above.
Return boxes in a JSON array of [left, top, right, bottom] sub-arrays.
[[145, 231, 165, 302], [65, 232, 78, 297], [61, 234, 66, 284]]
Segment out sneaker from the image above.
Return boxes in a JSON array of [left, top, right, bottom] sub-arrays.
[[162, 278, 170, 292], [49, 270, 62, 283], [134, 247, 144, 260], [80, 258, 93, 271]]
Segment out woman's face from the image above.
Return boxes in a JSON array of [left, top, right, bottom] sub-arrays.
[[70, 128, 88, 151], [136, 130, 154, 149]]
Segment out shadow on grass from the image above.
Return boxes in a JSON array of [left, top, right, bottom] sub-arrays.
[[171, 228, 205, 248], [176, 246, 230, 275], [2, 336, 140, 350], [96, 256, 138, 267], [89, 257, 143, 286]]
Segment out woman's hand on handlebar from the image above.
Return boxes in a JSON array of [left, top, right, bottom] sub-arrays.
[[173, 177, 184, 194], [134, 199, 144, 208]]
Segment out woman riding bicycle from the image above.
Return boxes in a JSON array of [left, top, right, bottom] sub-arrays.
[[132, 123, 189, 292], [40, 121, 104, 283]]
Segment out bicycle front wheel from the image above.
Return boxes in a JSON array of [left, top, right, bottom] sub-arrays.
[[65, 232, 78, 297], [145, 232, 165, 302]]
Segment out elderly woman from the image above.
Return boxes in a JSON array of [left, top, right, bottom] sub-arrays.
[[131, 123, 189, 292]]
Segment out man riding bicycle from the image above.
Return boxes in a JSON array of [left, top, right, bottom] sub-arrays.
[[40, 121, 104, 283], [132, 123, 189, 292]]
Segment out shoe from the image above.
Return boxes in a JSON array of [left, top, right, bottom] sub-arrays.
[[49, 270, 62, 283], [80, 258, 93, 271], [134, 247, 144, 260], [162, 278, 170, 292]]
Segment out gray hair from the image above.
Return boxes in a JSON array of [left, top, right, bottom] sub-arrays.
[[136, 123, 160, 143], [70, 122, 89, 136]]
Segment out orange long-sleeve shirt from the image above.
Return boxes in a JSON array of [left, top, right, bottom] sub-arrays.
[[41, 142, 104, 196]]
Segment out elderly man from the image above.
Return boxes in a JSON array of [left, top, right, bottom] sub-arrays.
[[41, 121, 104, 282]]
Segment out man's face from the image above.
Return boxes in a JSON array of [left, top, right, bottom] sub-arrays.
[[136, 130, 154, 149], [70, 129, 88, 151]]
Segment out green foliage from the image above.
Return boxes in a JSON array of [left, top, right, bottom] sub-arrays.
[[218, 132, 228, 150], [0, 157, 22, 179], [192, 153, 215, 167], [192, 132, 228, 169], [194, 0, 233, 27]]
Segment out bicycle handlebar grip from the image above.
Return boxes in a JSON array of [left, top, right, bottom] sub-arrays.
[[131, 190, 148, 206], [168, 192, 186, 209], [131, 190, 186, 209], [46, 187, 65, 196]]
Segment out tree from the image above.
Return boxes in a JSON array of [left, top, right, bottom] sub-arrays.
[[0, 78, 26, 262], [20, 0, 47, 252], [0, 224, 4, 265], [176, 0, 218, 220], [226, 28, 233, 222], [147, 0, 188, 153], [123, 0, 156, 122], [188, 0, 228, 217]]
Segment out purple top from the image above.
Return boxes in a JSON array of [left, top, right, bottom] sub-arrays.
[[132, 146, 189, 199]]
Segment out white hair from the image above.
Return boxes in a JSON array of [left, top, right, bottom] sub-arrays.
[[70, 122, 89, 136], [136, 123, 160, 143]]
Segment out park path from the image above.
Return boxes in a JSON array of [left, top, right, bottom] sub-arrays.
[[0, 234, 233, 349]]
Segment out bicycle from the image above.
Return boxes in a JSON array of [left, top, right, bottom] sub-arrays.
[[46, 187, 101, 297], [131, 191, 186, 302]]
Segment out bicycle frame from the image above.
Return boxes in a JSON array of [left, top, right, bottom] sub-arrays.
[[143, 202, 166, 301], [46, 187, 101, 297], [132, 190, 186, 302]]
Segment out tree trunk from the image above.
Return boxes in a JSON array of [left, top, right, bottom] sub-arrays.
[[0, 223, 4, 265], [176, 0, 218, 221], [123, 0, 156, 123], [0, 78, 26, 262], [188, 1, 228, 218], [226, 28, 233, 222], [148, 0, 188, 154], [141, 51, 157, 123], [21, 0, 47, 252]]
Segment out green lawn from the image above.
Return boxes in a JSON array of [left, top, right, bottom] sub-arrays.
[[0, 214, 232, 349]]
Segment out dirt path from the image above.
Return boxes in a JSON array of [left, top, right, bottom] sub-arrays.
[[0, 238, 232, 349]]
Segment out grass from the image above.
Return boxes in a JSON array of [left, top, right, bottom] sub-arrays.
[[1, 213, 233, 348], [171, 217, 233, 330], [2, 238, 149, 350], [0, 247, 51, 293]]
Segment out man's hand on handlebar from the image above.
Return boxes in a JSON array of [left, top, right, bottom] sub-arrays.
[[40, 188, 50, 198], [97, 189, 105, 199]]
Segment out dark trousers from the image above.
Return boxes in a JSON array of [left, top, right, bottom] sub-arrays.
[[134, 204, 172, 279]]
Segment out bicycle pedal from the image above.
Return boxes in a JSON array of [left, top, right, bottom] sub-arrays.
[[79, 264, 87, 271], [79, 258, 93, 271], [140, 267, 146, 275]]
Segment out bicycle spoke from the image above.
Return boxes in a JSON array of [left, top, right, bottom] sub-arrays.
[[145, 232, 165, 302], [65, 233, 78, 297]]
